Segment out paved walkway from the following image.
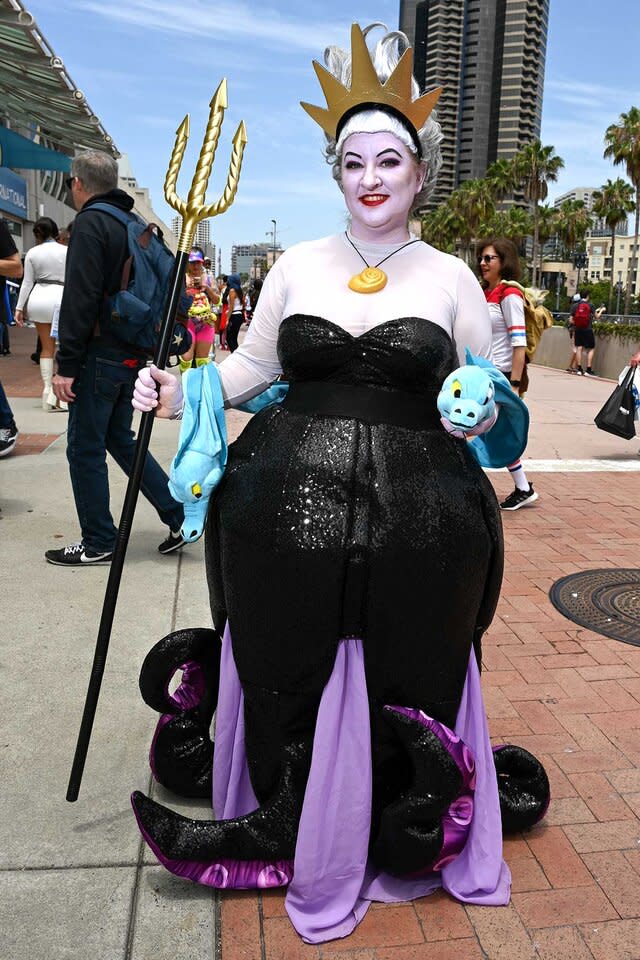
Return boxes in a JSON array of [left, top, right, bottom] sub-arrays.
[[1, 328, 639, 960]]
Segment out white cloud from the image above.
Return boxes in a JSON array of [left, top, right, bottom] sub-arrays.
[[65, 0, 349, 52]]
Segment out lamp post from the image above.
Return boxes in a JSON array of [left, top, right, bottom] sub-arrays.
[[271, 218, 277, 266]]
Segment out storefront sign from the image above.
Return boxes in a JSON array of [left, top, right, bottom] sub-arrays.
[[0, 166, 28, 219]]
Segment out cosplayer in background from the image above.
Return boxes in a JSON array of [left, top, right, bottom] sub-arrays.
[[179, 248, 219, 373], [478, 238, 538, 511], [130, 23, 549, 945]]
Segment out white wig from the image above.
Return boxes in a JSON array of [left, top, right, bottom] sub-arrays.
[[323, 23, 443, 211]]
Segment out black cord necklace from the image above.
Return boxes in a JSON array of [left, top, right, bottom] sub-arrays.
[[345, 231, 421, 294]]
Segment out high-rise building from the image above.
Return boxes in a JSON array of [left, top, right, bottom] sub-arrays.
[[171, 216, 216, 261], [231, 242, 283, 277], [553, 186, 629, 238], [399, 0, 550, 207]]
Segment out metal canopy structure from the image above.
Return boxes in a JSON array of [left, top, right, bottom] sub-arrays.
[[0, 0, 118, 157]]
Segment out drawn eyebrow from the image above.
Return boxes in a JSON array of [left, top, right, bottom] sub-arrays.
[[344, 151, 362, 159], [377, 148, 402, 158]]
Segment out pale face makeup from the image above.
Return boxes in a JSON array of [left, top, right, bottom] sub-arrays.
[[340, 131, 426, 243]]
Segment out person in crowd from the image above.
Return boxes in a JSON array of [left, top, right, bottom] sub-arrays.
[[0, 219, 22, 456], [130, 23, 547, 945], [566, 295, 580, 373], [46, 150, 186, 566], [14, 217, 68, 411], [478, 237, 538, 510], [571, 290, 596, 376], [217, 274, 229, 350], [58, 221, 74, 247], [179, 249, 219, 374], [224, 272, 245, 352]]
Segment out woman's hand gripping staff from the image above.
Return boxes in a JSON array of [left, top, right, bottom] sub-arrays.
[[437, 349, 529, 469], [133, 365, 184, 419]]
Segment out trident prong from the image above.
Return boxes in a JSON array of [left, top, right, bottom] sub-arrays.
[[164, 115, 189, 218], [163, 77, 247, 254]]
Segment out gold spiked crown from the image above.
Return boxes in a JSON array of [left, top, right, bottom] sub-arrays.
[[300, 24, 442, 151]]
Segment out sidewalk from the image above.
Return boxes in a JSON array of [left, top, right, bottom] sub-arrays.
[[1, 328, 639, 960]]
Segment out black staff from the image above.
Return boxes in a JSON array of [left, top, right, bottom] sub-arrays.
[[67, 82, 247, 801]]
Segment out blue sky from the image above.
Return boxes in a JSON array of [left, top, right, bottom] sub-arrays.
[[27, 0, 640, 270]]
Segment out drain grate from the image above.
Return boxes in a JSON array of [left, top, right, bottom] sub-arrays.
[[549, 569, 640, 646]]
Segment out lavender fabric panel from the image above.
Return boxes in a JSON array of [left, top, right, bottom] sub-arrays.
[[441, 652, 511, 904], [285, 638, 373, 943], [212, 624, 258, 820]]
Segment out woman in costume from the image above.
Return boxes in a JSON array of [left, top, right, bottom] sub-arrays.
[[478, 237, 538, 511], [14, 217, 67, 411], [131, 24, 548, 944], [179, 249, 219, 373]]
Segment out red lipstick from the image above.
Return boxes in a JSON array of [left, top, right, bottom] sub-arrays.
[[360, 195, 388, 207]]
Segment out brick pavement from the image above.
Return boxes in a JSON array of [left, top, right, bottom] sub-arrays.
[[216, 471, 640, 960]]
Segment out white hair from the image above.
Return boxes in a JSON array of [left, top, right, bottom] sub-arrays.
[[322, 23, 443, 212]]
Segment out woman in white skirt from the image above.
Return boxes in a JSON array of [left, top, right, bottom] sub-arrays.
[[15, 217, 67, 411]]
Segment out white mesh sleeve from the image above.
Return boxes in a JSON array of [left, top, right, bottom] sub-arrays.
[[217, 256, 287, 407], [452, 263, 493, 365]]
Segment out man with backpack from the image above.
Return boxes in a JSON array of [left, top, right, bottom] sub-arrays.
[[570, 290, 596, 376], [48, 150, 185, 566]]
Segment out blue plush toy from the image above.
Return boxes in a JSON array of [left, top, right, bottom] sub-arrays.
[[437, 349, 530, 469], [437, 366, 495, 431]]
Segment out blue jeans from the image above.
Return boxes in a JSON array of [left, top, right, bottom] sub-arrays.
[[67, 350, 183, 552], [0, 379, 14, 428]]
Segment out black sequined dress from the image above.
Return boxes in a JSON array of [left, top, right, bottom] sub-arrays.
[[205, 314, 503, 806]]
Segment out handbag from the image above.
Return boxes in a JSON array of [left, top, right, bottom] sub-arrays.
[[594, 367, 636, 440]]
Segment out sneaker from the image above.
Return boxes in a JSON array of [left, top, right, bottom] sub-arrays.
[[499, 485, 539, 511], [584, 369, 596, 377], [0, 421, 18, 458], [576, 367, 584, 376], [45, 542, 113, 566], [158, 529, 187, 555]]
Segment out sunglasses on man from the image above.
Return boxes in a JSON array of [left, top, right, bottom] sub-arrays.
[[477, 254, 500, 265], [64, 176, 76, 190]]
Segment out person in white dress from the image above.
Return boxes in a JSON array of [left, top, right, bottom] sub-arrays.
[[15, 217, 67, 411]]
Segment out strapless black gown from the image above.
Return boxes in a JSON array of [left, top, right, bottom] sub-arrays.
[[204, 315, 503, 809]]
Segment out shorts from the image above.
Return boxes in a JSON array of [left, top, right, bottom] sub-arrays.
[[187, 317, 215, 346], [574, 328, 595, 349]]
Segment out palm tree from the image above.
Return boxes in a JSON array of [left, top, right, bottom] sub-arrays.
[[555, 200, 591, 287], [421, 202, 462, 253], [592, 177, 636, 310], [604, 108, 640, 314], [448, 179, 495, 264], [536, 204, 560, 283], [478, 206, 533, 248], [512, 140, 564, 286], [485, 158, 518, 202]]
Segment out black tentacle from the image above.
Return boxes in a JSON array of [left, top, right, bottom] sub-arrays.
[[139, 627, 221, 798], [371, 707, 468, 876], [493, 744, 550, 833]]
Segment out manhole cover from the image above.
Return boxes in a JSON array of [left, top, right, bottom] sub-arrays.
[[549, 569, 640, 646]]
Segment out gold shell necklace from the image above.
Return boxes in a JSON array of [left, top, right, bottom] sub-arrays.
[[346, 231, 420, 294]]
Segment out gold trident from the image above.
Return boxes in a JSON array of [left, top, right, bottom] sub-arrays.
[[164, 78, 247, 254]]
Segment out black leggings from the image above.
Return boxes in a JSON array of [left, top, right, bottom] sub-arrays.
[[227, 311, 244, 352]]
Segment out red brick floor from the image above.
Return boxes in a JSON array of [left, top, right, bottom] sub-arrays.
[[12, 432, 60, 456], [217, 471, 640, 959]]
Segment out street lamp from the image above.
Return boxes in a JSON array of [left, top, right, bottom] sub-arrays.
[[271, 218, 277, 266]]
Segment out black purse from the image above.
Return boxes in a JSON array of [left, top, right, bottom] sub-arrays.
[[594, 367, 636, 440]]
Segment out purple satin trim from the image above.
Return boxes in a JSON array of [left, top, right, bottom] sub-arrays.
[[385, 706, 476, 876], [131, 797, 292, 888]]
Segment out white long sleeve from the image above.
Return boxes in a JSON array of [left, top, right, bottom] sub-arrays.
[[16, 250, 36, 311], [216, 234, 493, 405]]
